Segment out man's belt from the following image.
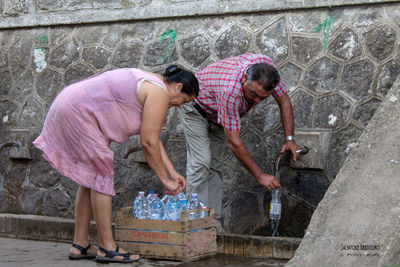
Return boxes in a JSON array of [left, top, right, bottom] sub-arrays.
[[192, 102, 209, 120]]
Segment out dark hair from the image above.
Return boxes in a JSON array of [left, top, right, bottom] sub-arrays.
[[164, 65, 199, 97], [246, 63, 280, 91]]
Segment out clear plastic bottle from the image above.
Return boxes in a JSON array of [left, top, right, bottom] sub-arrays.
[[270, 188, 281, 236], [149, 193, 165, 220], [146, 190, 155, 200], [200, 206, 208, 218], [165, 195, 182, 221], [177, 192, 187, 202], [161, 194, 170, 204], [188, 193, 203, 220], [270, 189, 281, 220], [133, 191, 149, 219]]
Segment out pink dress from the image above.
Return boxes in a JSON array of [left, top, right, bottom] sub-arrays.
[[33, 68, 168, 196]]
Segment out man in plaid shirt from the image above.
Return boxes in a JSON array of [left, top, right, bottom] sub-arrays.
[[179, 54, 300, 230]]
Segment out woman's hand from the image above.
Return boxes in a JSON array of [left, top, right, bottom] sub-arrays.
[[171, 171, 186, 191], [162, 179, 181, 196], [163, 171, 186, 196]]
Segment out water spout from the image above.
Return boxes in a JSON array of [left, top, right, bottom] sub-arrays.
[[0, 141, 21, 151]]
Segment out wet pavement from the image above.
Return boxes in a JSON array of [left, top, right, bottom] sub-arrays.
[[0, 237, 288, 267]]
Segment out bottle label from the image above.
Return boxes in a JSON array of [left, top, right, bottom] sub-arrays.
[[270, 203, 281, 215]]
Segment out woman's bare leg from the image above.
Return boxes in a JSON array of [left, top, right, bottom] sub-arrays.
[[91, 189, 139, 260], [70, 185, 97, 255]]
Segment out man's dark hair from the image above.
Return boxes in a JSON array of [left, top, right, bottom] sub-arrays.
[[246, 63, 280, 91]]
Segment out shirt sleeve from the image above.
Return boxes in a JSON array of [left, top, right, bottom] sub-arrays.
[[271, 78, 287, 99]]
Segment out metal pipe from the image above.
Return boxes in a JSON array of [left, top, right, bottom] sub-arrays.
[[274, 146, 309, 171], [0, 141, 21, 151]]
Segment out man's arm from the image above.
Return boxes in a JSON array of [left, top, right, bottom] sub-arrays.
[[224, 129, 281, 191], [275, 92, 300, 162]]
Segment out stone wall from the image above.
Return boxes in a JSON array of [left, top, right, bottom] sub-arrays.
[[0, 0, 399, 237]]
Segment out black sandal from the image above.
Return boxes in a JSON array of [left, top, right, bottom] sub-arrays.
[[96, 245, 139, 263], [68, 243, 96, 260]]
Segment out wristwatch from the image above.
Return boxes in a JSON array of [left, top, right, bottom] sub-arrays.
[[285, 135, 296, 141]]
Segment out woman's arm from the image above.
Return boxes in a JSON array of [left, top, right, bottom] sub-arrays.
[[159, 141, 186, 190], [139, 82, 181, 195]]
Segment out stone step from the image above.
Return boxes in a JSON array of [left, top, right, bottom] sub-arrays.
[[0, 213, 300, 260]]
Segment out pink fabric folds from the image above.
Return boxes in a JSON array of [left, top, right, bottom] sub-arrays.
[[33, 68, 167, 196]]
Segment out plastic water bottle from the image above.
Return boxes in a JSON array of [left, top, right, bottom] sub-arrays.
[[177, 192, 187, 202], [147, 190, 155, 200], [133, 191, 149, 219], [149, 194, 165, 220], [165, 195, 182, 221], [270, 188, 281, 236], [201, 206, 208, 218], [161, 194, 170, 204], [270, 189, 281, 220], [188, 193, 203, 220]]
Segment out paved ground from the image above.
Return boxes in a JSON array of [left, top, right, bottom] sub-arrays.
[[0, 237, 288, 267]]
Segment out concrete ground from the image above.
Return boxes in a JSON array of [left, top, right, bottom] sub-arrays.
[[0, 237, 288, 267]]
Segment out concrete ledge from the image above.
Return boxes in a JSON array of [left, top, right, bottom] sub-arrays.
[[0, 213, 301, 260], [217, 234, 301, 259], [1, 0, 399, 29], [0, 213, 99, 244]]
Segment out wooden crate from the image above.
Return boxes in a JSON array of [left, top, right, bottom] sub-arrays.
[[115, 206, 217, 262]]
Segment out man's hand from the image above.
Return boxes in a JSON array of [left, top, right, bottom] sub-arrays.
[[280, 140, 300, 163], [257, 173, 281, 191]]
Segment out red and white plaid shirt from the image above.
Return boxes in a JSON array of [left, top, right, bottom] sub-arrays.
[[195, 53, 287, 132]]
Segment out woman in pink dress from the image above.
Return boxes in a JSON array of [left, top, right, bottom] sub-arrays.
[[33, 65, 199, 263]]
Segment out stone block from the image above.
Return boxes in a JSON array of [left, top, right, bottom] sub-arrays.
[[252, 237, 263, 258], [263, 238, 273, 257], [233, 236, 244, 256], [224, 235, 234, 255], [256, 18, 289, 64], [340, 59, 375, 101], [281, 242, 294, 259], [0, 216, 5, 233], [291, 131, 331, 170], [217, 234, 224, 253], [216, 26, 251, 60], [180, 35, 211, 67], [4, 216, 12, 235], [89, 221, 98, 243], [45, 219, 61, 240], [272, 240, 283, 258], [8, 129, 31, 160], [3, 0, 27, 16], [59, 221, 75, 241], [243, 236, 253, 257], [25, 216, 43, 238], [10, 216, 19, 236]]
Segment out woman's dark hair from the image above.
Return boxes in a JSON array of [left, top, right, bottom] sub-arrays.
[[246, 63, 280, 91], [164, 65, 199, 97]]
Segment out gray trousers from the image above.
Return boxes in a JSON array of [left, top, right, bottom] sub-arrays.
[[179, 102, 226, 224]]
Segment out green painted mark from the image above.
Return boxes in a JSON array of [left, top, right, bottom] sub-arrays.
[[35, 35, 48, 48], [315, 15, 333, 51], [160, 29, 177, 64]]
